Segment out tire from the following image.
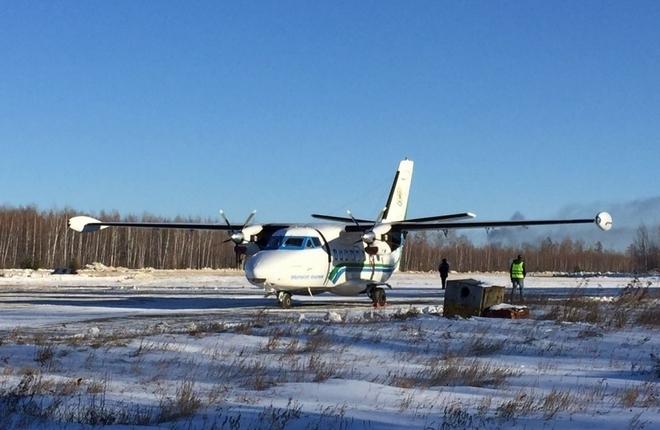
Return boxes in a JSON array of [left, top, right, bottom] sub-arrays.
[[278, 291, 292, 309], [374, 288, 386, 307]]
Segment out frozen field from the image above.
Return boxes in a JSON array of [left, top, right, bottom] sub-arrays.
[[0, 269, 658, 429]]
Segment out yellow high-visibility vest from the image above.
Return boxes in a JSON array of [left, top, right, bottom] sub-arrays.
[[511, 261, 524, 279]]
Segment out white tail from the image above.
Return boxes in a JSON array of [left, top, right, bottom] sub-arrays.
[[381, 159, 413, 223]]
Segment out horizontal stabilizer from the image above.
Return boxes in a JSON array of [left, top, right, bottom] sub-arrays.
[[312, 212, 475, 225], [401, 212, 476, 223], [311, 214, 374, 223]]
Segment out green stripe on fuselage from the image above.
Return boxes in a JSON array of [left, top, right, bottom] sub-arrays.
[[328, 262, 395, 283]]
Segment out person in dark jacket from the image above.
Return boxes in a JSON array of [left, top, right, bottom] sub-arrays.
[[509, 255, 526, 302], [438, 258, 449, 290]]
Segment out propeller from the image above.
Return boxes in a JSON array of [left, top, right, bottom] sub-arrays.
[[219, 210, 262, 267], [220, 210, 256, 245], [348, 207, 392, 255]]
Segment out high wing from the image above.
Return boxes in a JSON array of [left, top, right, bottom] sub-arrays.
[[68, 215, 288, 235], [344, 212, 613, 233], [390, 217, 607, 231]]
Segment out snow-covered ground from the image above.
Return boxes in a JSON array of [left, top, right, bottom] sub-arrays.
[[0, 269, 658, 429]]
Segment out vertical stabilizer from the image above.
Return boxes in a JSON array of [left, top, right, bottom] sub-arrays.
[[382, 159, 414, 223]]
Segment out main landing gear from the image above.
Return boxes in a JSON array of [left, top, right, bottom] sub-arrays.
[[277, 291, 292, 309], [368, 287, 387, 308]]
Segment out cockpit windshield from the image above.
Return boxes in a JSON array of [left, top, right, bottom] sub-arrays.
[[264, 236, 322, 250], [282, 237, 304, 249]]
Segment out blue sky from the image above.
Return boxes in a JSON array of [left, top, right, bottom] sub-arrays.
[[1, 1, 659, 231]]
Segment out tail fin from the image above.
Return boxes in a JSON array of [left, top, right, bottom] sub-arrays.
[[382, 159, 413, 223]]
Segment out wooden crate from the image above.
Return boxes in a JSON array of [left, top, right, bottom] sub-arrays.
[[443, 280, 505, 318]]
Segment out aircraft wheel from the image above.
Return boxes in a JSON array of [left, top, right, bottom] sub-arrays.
[[278, 291, 292, 309], [373, 288, 386, 308]]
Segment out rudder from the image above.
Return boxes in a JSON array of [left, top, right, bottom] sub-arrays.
[[381, 159, 413, 223]]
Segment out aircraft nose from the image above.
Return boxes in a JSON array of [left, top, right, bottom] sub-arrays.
[[245, 252, 275, 286]]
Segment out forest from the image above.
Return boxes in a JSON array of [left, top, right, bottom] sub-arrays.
[[1, 206, 658, 273]]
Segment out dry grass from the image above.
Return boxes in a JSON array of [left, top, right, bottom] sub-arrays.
[[257, 398, 303, 430], [442, 403, 475, 429], [540, 388, 575, 419], [535, 280, 658, 330], [496, 391, 535, 421], [34, 344, 55, 368], [495, 388, 583, 422], [302, 330, 332, 353], [618, 382, 659, 408], [307, 354, 339, 382], [158, 380, 202, 422], [465, 332, 505, 356], [387, 357, 519, 389], [428, 358, 518, 387], [636, 306, 660, 326]]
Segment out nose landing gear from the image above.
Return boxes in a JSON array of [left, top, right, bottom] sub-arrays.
[[277, 291, 292, 309]]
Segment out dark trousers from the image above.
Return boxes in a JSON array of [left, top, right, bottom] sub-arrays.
[[440, 275, 447, 289]]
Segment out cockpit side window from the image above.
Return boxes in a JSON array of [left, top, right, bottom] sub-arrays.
[[305, 238, 314, 248], [312, 237, 322, 247], [265, 236, 283, 250]]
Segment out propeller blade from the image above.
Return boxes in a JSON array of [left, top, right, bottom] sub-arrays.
[[242, 210, 257, 229], [346, 210, 360, 227], [219, 210, 232, 229]]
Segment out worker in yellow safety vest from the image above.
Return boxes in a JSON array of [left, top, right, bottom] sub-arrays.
[[509, 255, 526, 302]]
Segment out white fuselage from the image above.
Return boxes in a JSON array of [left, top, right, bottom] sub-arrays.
[[244, 225, 402, 296]]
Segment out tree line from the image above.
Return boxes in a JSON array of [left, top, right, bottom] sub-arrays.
[[402, 233, 630, 273], [0, 206, 236, 270], [0, 206, 657, 273]]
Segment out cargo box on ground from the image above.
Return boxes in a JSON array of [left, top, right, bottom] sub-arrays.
[[443, 279, 505, 318]]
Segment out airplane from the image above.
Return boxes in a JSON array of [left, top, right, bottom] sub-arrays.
[[68, 159, 613, 308]]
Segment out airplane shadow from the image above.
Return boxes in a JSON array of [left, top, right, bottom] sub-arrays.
[[0, 293, 447, 313], [0, 294, 273, 311]]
